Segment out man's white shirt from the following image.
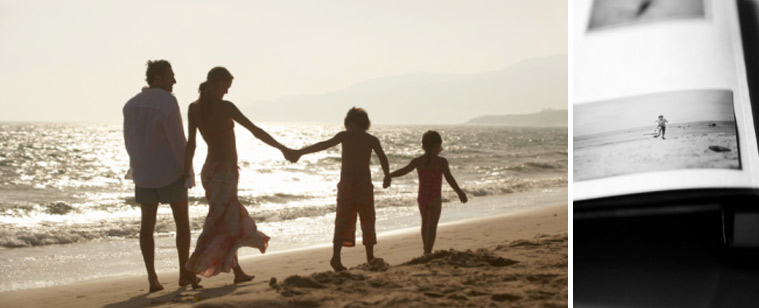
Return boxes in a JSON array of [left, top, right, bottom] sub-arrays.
[[123, 87, 187, 188]]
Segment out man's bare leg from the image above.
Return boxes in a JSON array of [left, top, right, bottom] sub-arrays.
[[169, 200, 201, 289], [140, 203, 163, 292]]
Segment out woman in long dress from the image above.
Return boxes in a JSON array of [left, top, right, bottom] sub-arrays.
[[183, 67, 295, 282]]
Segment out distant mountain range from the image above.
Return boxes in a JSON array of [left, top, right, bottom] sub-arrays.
[[243, 54, 567, 124], [467, 109, 567, 127]]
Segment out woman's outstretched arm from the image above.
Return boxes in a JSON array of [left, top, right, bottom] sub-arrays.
[[227, 101, 288, 151], [225, 101, 299, 162]]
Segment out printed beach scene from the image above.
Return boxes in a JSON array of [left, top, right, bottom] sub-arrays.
[[0, 1, 567, 307], [574, 89, 740, 182]]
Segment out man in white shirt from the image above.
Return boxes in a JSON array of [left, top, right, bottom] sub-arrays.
[[123, 60, 200, 292]]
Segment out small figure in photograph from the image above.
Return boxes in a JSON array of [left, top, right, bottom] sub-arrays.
[[385, 130, 468, 255], [654, 114, 669, 140]]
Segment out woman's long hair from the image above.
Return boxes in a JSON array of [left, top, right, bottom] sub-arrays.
[[197, 67, 234, 116]]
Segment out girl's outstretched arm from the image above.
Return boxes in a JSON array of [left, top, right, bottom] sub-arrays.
[[388, 158, 417, 178], [442, 158, 468, 203], [385, 158, 418, 188]]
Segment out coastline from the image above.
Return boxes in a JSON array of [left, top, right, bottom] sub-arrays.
[[2, 202, 568, 308], [0, 188, 566, 292]]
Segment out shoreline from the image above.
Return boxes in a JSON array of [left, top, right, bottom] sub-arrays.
[[0, 188, 566, 292], [2, 202, 567, 308]]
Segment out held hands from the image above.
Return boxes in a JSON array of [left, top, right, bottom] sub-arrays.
[[458, 191, 468, 204], [282, 148, 301, 163], [383, 175, 391, 188]]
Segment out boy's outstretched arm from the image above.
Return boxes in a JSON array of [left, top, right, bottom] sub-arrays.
[[442, 158, 468, 203], [371, 136, 391, 188], [298, 132, 344, 156]]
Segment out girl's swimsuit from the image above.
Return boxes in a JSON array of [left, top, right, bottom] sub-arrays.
[[417, 167, 443, 209]]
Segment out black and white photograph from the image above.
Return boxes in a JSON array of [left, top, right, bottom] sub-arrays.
[[574, 89, 740, 181], [588, 0, 706, 30]]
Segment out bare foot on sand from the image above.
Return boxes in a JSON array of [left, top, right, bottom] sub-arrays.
[[233, 265, 255, 284], [234, 273, 255, 284], [148, 278, 164, 293], [179, 274, 203, 289], [330, 258, 347, 272]]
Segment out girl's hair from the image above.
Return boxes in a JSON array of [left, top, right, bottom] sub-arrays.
[[421, 130, 442, 166]]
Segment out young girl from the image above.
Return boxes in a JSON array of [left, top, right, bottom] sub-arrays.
[[385, 130, 467, 255]]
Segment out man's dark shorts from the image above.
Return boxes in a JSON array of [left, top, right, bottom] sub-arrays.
[[135, 176, 187, 205]]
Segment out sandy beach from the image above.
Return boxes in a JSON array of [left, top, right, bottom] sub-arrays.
[[2, 203, 567, 308], [574, 121, 739, 181]]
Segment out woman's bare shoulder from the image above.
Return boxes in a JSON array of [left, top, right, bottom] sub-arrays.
[[187, 102, 200, 116]]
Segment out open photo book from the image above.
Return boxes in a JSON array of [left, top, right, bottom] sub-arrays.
[[574, 0, 759, 204]]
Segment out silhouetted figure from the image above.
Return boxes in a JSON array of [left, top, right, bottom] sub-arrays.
[[654, 114, 669, 140], [183, 67, 297, 283], [293, 108, 390, 271], [385, 130, 468, 255], [123, 59, 201, 292], [637, 0, 652, 17]]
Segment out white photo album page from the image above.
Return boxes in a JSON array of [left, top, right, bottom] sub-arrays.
[[573, 0, 759, 201]]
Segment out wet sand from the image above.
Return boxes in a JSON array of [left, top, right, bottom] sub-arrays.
[[1, 204, 567, 308]]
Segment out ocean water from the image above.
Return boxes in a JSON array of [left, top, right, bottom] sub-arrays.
[[0, 122, 567, 291]]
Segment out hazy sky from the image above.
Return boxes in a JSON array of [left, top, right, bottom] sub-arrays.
[[0, 0, 567, 123], [574, 89, 735, 136]]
